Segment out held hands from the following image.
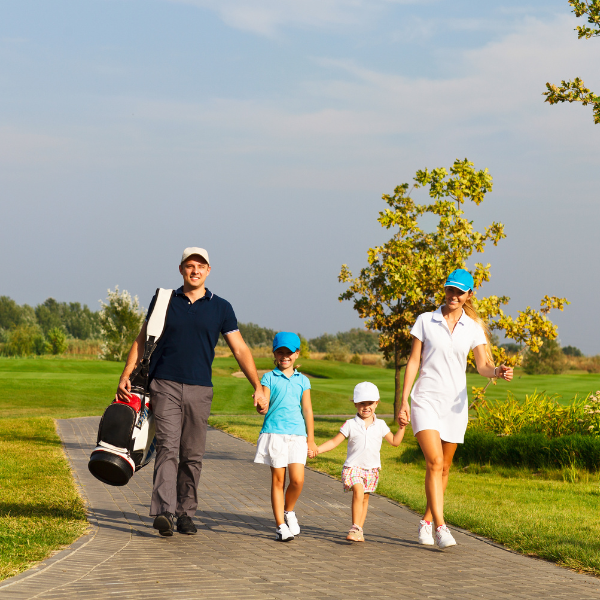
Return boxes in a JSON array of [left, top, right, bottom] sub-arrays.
[[307, 441, 319, 459], [253, 389, 268, 414], [495, 364, 514, 382], [397, 401, 411, 427]]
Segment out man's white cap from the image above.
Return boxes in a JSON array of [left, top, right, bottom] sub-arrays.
[[181, 247, 210, 265], [353, 381, 380, 403]]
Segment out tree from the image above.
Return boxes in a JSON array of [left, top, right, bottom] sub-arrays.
[[522, 338, 567, 375], [544, 0, 600, 124], [46, 327, 68, 355], [3, 323, 46, 356], [339, 159, 568, 417], [98, 287, 145, 361]]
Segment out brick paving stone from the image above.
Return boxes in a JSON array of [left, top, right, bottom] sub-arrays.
[[1, 416, 599, 600]]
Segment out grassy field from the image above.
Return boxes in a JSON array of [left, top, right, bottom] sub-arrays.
[[0, 417, 88, 580], [2, 356, 600, 580], [210, 415, 600, 577], [1, 356, 599, 420]]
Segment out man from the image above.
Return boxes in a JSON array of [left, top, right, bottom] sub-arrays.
[[117, 247, 266, 536]]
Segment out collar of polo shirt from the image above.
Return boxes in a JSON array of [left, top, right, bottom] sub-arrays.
[[432, 306, 466, 325], [175, 286, 214, 300]]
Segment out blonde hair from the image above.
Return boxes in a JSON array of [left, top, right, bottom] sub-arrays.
[[463, 298, 494, 365]]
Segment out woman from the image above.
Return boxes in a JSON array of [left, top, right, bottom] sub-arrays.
[[398, 269, 513, 549]]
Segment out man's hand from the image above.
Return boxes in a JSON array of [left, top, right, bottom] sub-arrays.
[[116, 375, 132, 401], [253, 389, 267, 413]]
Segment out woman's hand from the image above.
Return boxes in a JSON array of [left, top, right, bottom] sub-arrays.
[[496, 364, 513, 382], [398, 400, 411, 425]]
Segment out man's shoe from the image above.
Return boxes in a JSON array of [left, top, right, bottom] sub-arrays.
[[418, 520, 435, 545], [275, 523, 294, 542], [435, 524, 457, 549], [284, 510, 300, 536], [153, 512, 174, 537], [176, 515, 197, 535]]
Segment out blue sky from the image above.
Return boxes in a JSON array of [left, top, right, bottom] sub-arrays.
[[1, 0, 599, 351]]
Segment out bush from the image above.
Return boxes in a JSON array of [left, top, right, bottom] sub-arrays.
[[98, 287, 145, 361], [456, 430, 600, 471], [2, 324, 46, 356], [299, 337, 310, 359], [323, 342, 351, 362], [522, 337, 566, 374], [471, 391, 600, 438], [350, 353, 362, 365], [45, 327, 68, 355]]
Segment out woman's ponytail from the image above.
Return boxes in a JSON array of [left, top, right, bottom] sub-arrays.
[[463, 298, 494, 365]]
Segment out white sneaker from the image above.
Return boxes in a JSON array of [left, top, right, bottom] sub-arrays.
[[435, 524, 457, 549], [284, 511, 300, 536], [418, 520, 434, 545], [275, 523, 294, 542]]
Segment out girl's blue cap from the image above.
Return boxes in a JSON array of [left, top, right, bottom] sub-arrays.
[[444, 269, 474, 293], [273, 332, 301, 352]]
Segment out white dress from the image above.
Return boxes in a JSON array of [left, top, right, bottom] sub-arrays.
[[410, 307, 487, 443]]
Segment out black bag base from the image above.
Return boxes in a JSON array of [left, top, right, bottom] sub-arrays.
[[88, 450, 134, 486]]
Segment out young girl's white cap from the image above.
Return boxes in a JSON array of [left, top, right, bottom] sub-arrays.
[[353, 382, 379, 403]]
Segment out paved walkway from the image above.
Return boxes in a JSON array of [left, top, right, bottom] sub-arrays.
[[1, 416, 600, 599]]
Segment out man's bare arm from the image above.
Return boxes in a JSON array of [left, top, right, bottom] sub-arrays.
[[116, 322, 147, 400], [224, 330, 267, 410]]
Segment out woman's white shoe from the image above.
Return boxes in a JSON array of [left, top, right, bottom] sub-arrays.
[[435, 524, 457, 549], [418, 520, 434, 545]]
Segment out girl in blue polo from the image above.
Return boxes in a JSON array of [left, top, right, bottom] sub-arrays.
[[254, 332, 318, 542]]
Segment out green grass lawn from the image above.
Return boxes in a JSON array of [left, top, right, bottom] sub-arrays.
[[2, 357, 598, 419], [3, 356, 600, 581], [0, 417, 88, 580], [209, 415, 600, 577]]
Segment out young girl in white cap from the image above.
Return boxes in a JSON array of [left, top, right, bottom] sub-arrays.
[[398, 269, 513, 549], [254, 332, 318, 542], [312, 381, 405, 542]]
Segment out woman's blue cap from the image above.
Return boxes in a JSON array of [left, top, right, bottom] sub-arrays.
[[273, 332, 301, 352], [444, 269, 474, 293]]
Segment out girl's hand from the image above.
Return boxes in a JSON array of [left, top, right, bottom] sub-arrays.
[[496, 364, 513, 382], [307, 441, 319, 458]]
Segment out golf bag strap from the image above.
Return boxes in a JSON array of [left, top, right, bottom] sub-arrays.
[[129, 288, 174, 392]]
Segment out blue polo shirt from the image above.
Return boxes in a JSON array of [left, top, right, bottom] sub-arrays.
[[147, 287, 238, 387], [260, 369, 311, 437]]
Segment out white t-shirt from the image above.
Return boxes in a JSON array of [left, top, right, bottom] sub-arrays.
[[340, 415, 391, 469], [410, 306, 487, 407]]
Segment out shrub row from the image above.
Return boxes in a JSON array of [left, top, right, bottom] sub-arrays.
[[455, 430, 600, 471]]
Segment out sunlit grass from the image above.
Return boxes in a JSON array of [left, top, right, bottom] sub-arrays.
[[0, 418, 88, 580]]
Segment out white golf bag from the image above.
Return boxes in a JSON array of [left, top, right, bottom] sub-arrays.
[[88, 288, 173, 486]]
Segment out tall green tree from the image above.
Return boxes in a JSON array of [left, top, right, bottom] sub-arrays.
[[544, 0, 600, 123], [98, 287, 145, 361], [339, 159, 568, 416]]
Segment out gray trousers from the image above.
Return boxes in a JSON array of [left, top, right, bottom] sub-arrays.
[[149, 378, 213, 518]]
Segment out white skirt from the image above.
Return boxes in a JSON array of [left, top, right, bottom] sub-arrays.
[[411, 395, 469, 444], [254, 433, 308, 468]]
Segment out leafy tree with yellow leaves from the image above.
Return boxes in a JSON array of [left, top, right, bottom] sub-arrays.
[[544, 0, 600, 124], [339, 159, 568, 417]]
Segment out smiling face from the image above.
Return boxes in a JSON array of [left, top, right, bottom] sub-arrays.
[[444, 285, 473, 311], [179, 255, 211, 291], [355, 400, 379, 419], [274, 347, 299, 371]]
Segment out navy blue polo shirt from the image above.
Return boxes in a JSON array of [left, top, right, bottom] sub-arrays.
[[147, 287, 238, 387]]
